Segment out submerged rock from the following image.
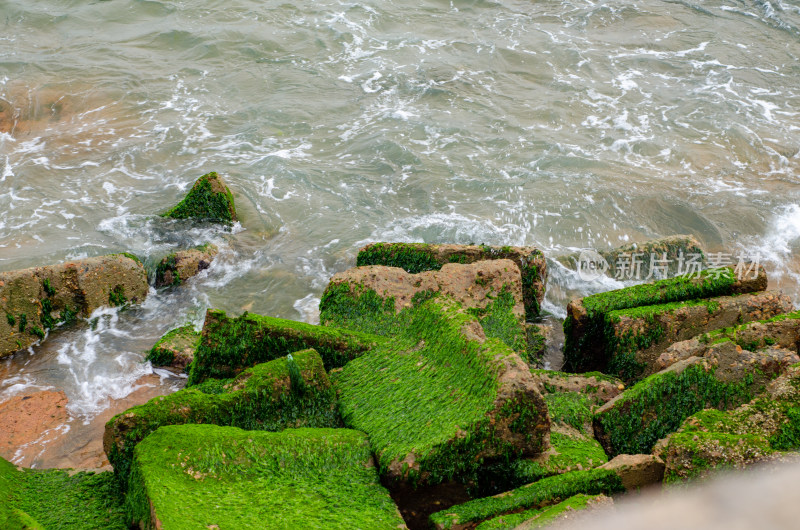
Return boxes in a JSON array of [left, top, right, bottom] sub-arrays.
[[105, 349, 338, 484], [562, 265, 768, 377], [356, 242, 547, 319], [154, 243, 218, 287], [162, 171, 237, 223], [144, 324, 200, 373], [127, 424, 407, 529], [592, 343, 799, 457], [0, 390, 69, 463], [0, 254, 148, 359], [335, 295, 550, 486]]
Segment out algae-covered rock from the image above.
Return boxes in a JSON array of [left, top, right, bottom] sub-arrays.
[[477, 493, 613, 530], [603, 290, 792, 381], [336, 295, 550, 486], [657, 364, 800, 483], [562, 265, 768, 377], [154, 243, 218, 287], [530, 370, 624, 405], [0, 456, 126, 530], [127, 424, 407, 530], [162, 171, 237, 223], [429, 467, 625, 530], [105, 349, 339, 484], [475, 389, 608, 496], [356, 242, 547, 319], [187, 308, 382, 385], [321, 260, 533, 358], [0, 254, 148, 359], [592, 343, 798, 457], [144, 325, 200, 373]]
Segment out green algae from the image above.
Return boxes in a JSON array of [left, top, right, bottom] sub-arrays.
[[0, 457, 125, 530], [595, 363, 755, 456], [162, 171, 237, 223], [107, 285, 127, 307], [336, 295, 546, 486], [107, 349, 340, 485], [356, 242, 441, 273], [563, 267, 749, 377], [144, 324, 199, 368], [476, 493, 604, 530], [187, 308, 382, 385], [127, 425, 405, 530], [430, 468, 624, 529]]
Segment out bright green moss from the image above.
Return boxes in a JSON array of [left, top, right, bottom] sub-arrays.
[[662, 431, 773, 483], [187, 309, 383, 385], [127, 425, 405, 530], [545, 392, 593, 433], [476, 493, 604, 530], [470, 287, 528, 356], [162, 171, 237, 223], [145, 325, 200, 368], [563, 268, 755, 377], [430, 468, 624, 529], [108, 285, 127, 307], [337, 296, 545, 486], [770, 406, 800, 450], [595, 364, 755, 456], [699, 310, 800, 349], [107, 349, 340, 485], [0, 457, 125, 530], [356, 242, 441, 273]]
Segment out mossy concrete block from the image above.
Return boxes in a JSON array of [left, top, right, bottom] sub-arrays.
[[127, 425, 407, 530], [429, 467, 625, 529], [562, 265, 768, 376], [187, 308, 383, 385], [658, 311, 800, 371], [145, 325, 200, 373], [530, 370, 624, 405], [606, 290, 792, 380], [592, 344, 798, 458], [356, 242, 547, 319], [336, 296, 550, 486], [656, 364, 800, 482], [105, 349, 338, 485], [478, 493, 613, 530], [154, 243, 218, 287], [0, 254, 148, 359], [162, 171, 237, 223], [1, 456, 125, 530], [321, 260, 533, 358]]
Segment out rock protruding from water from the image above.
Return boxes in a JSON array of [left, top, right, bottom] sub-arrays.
[[0, 254, 148, 359], [356, 243, 547, 319], [127, 425, 407, 529], [145, 325, 200, 372], [162, 171, 237, 223], [154, 243, 218, 287], [562, 265, 768, 378]]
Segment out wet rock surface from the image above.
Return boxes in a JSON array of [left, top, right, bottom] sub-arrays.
[[154, 243, 218, 287]]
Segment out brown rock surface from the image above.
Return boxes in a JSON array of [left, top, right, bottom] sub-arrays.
[[326, 259, 525, 318], [600, 454, 665, 490], [0, 254, 148, 358], [0, 390, 69, 461], [155, 244, 218, 287]]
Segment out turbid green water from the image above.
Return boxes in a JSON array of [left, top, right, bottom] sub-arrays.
[[1, 0, 800, 461]]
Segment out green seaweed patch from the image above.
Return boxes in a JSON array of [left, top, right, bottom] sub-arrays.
[[127, 425, 405, 530], [663, 431, 773, 483], [108, 285, 127, 307], [469, 286, 527, 356], [476, 493, 604, 530], [6, 313, 15, 327], [356, 242, 441, 274], [0, 456, 126, 530], [145, 325, 200, 368], [107, 349, 340, 485], [563, 268, 740, 374], [699, 310, 800, 350], [430, 468, 624, 529], [319, 281, 407, 337], [162, 171, 237, 223], [595, 363, 755, 456], [188, 309, 382, 385], [545, 392, 593, 434], [337, 296, 544, 486]]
